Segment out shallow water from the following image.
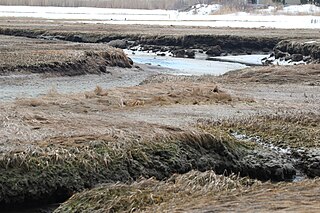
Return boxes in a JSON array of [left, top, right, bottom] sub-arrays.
[[126, 51, 249, 76]]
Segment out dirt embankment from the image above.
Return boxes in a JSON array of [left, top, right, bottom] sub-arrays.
[[273, 39, 320, 63], [0, 27, 277, 55], [2, 19, 320, 61]]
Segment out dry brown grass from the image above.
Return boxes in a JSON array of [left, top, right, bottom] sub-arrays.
[[54, 169, 320, 213], [199, 112, 320, 148], [220, 64, 320, 85], [84, 81, 233, 107], [54, 170, 259, 213], [0, 35, 131, 75], [190, 178, 320, 213]]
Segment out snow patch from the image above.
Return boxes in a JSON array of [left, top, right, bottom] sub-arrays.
[[259, 4, 320, 15], [182, 4, 221, 15], [0, 5, 320, 29]]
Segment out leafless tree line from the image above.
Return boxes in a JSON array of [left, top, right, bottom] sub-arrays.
[[0, 0, 221, 9]]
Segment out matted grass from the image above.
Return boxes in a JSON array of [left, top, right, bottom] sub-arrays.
[[0, 130, 251, 208], [54, 170, 259, 213], [199, 112, 320, 148]]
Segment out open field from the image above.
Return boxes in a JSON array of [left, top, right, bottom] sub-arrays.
[[0, 19, 320, 212]]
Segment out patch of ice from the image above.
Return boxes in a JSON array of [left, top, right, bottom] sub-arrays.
[[212, 55, 268, 66], [231, 132, 292, 155], [124, 50, 247, 76]]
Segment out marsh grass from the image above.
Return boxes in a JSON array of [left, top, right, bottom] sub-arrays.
[[0, 130, 248, 207], [220, 64, 320, 84], [199, 112, 320, 148], [54, 170, 259, 213], [0, 35, 132, 75], [85, 81, 233, 108]]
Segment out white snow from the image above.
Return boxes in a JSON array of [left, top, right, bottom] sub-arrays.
[[212, 55, 268, 66], [181, 4, 221, 15], [263, 56, 307, 65], [0, 4, 319, 29], [267, 4, 320, 15]]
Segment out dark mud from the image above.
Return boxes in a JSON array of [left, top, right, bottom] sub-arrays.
[[199, 112, 320, 181], [263, 39, 320, 65]]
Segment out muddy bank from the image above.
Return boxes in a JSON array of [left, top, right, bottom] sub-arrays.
[[263, 39, 320, 65], [0, 34, 132, 76], [199, 112, 320, 181], [0, 27, 278, 55], [1, 50, 132, 76], [0, 131, 296, 210]]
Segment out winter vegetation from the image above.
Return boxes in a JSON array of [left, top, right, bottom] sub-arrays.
[[0, 0, 213, 9]]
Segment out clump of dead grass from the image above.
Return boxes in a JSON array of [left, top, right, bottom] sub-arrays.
[[15, 98, 46, 107], [199, 112, 320, 148], [94, 85, 108, 96], [54, 170, 259, 213], [220, 64, 320, 85], [85, 81, 233, 108], [86, 48, 132, 68]]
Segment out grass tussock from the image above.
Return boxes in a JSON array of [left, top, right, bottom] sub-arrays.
[[54, 170, 259, 213], [85, 81, 233, 108], [199, 112, 320, 148]]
